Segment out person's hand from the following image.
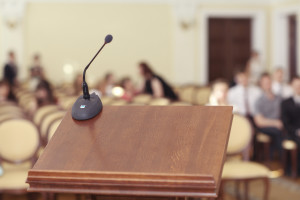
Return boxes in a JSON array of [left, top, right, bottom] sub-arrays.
[[296, 129, 300, 138], [274, 120, 283, 130]]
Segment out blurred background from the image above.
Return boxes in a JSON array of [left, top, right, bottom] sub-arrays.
[[0, 0, 300, 200]]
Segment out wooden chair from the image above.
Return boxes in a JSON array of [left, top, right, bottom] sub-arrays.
[[221, 115, 270, 200], [0, 118, 40, 199], [282, 139, 298, 178], [132, 94, 152, 104], [148, 98, 170, 106]]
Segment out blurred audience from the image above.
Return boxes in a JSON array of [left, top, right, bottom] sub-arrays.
[[228, 70, 261, 117], [98, 72, 115, 96], [3, 51, 18, 86], [254, 73, 283, 157], [0, 80, 17, 103], [138, 62, 178, 100], [281, 77, 300, 162], [246, 50, 263, 84], [120, 77, 136, 102], [29, 54, 45, 91], [35, 80, 57, 107], [272, 68, 293, 99]]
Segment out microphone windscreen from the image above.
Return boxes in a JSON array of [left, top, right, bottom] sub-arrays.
[[105, 34, 113, 43]]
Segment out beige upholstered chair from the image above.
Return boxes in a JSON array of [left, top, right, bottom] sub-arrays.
[[109, 99, 128, 106], [177, 85, 195, 104], [59, 96, 78, 110], [132, 94, 152, 104], [193, 87, 211, 105], [221, 115, 270, 200], [39, 110, 66, 143], [101, 96, 114, 105], [0, 119, 40, 198], [46, 118, 63, 142], [148, 98, 170, 106], [170, 102, 192, 106], [33, 105, 60, 125]]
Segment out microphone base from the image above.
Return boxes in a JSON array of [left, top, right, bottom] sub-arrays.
[[71, 93, 103, 121]]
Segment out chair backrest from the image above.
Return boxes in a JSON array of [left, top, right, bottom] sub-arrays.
[[109, 99, 128, 106], [227, 114, 253, 160], [59, 96, 78, 110], [194, 87, 211, 105], [101, 96, 113, 105], [170, 102, 192, 106], [132, 94, 152, 104], [0, 119, 40, 164], [47, 118, 63, 142], [178, 85, 195, 103], [148, 98, 170, 106], [40, 111, 66, 138], [33, 105, 59, 125]]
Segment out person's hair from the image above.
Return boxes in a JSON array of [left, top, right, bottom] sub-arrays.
[[36, 80, 56, 105], [259, 72, 271, 80], [120, 77, 131, 88], [104, 72, 113, 82], [291, 75, 300, 82], [8, 51, 14, 57], [211, 79, 229, 91], [33, 53, 40, 60], [139, 62, 154, 78]]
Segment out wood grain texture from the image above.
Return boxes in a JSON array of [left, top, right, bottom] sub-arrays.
[[27, 106, 233, 198]]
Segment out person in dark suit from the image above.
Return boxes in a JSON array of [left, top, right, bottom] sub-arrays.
[[281, 76, 300, 173], [281, 76, 300, 144], [3, 51, 18, 86]]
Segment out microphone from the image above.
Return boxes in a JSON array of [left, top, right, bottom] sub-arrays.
[[72, 34, 113, 121]]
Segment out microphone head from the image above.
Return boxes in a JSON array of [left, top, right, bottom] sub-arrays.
[[105, 34, 113, 43]]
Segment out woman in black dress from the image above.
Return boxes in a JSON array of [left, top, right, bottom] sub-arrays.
[[138, 62, 178, 100]]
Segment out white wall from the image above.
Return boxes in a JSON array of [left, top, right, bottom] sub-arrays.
[[24, 2, 174, 85]]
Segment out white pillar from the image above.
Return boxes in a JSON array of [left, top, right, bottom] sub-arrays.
[[172, 0, 198, 85], [0, 0, 26, 80]]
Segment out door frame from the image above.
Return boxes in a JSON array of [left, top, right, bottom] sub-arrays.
[[272, 5, 300, 81], [197, 9, 266, 85]]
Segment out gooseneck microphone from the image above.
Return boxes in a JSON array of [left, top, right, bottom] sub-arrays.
[[72, 34, 113, 121]]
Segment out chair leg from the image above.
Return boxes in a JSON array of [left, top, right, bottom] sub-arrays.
[[263, 178, 270, 200], [244, 180, 249, 200], [76, 194, 82, 200], [291, 149, 298, 178], [235, 181, 241, 200], [265, 142, 271, 167], [0, 193, 2, 200], [85, 195, 97, 200]]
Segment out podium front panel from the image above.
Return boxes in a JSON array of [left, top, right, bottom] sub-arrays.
[[27, 106, 233, 198]]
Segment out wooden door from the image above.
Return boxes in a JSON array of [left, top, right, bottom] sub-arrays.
[[288, 15, 298, 80], [208, 18, 251, 82]]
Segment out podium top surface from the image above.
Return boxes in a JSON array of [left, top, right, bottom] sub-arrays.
[[27, 106, 233, 198]]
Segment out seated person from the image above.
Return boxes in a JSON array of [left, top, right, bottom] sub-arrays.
[[120, 77, 136, 102], [98, 72, 115, 97], [138, 62, 178, 100], [208, 79, 238, 112], [281, 76, 300, 170], [0, 79, 17, 103], [254, 73, 283, 158], [228, 70, 261, 117], [272, 68, 293, 99]]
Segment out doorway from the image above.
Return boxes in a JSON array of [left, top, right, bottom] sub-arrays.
[[208, 18, 252, 82]]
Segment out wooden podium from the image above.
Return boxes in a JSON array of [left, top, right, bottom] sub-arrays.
[[27, 106, 233, 199]]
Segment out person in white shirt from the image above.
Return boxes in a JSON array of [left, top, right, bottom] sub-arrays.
[[246, 50, 263, 84], [228, 70, 261, 117], [272, 68, 293, 99]]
